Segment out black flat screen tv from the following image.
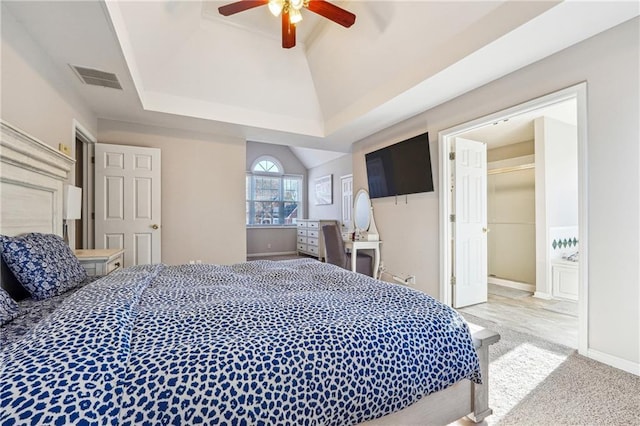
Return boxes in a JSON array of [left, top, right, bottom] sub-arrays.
[[365, 132, 434, 199]]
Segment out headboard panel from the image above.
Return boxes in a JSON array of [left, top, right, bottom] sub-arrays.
[[0, 121, 74, 237]]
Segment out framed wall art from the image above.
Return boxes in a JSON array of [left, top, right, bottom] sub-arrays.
[[314, 174, 333, 205]]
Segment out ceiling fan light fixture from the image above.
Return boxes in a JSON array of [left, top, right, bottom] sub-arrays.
[[218, 0, 355, 48], [268, 0, 284, 17], [289, 7, 303, 24]]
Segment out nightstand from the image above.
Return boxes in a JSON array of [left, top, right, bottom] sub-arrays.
[[74, 248, 125, 277]]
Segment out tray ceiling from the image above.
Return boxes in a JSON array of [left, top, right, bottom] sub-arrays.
[[3, 1, 638, 154]]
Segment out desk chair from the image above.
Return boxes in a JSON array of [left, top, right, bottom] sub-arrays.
[[322, 224, 373, 277]]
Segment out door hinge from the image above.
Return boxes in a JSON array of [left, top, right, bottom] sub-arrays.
[[450, 214, 455, 222], [91, 156, 95, 164], [451, 276, 456, 285], [91, 212, 95, 220], [449, 152, 455, 161]]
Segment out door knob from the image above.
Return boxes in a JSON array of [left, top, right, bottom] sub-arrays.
[[151, 224, 159, 230], [482, 227, 488, 233]]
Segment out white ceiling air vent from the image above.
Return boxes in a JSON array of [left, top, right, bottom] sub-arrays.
[[70, 65, 123, 90]]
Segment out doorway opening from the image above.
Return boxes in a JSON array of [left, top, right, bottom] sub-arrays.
[[438, 83, 588, 355]]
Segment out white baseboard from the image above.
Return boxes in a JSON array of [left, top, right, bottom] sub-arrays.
[[247, 251, 298, 258], [587, 348, 640, 376], [533, 291, 553, 300], [488, 276, 535, 292]]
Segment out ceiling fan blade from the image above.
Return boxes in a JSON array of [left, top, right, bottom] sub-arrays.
[[282, 10, 296, 48], [306, 0, 355, 28], [218, 0, 268, 16]]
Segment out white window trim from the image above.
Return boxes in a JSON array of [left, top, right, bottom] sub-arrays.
[[250, 155, 284, 175], [246, 154, 304, 227]]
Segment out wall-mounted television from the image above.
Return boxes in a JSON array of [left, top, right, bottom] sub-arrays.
[[365, 132, 434, 199]]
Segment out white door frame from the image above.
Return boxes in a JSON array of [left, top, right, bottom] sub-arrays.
[[72, 119, 96, 249], [438, 83, 589, 356]]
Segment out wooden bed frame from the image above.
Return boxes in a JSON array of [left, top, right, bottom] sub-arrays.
[[0, 120, 500, 425], [0, 121, 74, 237], [363, 324, 499, 425]]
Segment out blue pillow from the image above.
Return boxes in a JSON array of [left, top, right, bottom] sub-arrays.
[[1, 256, 31, 301], [0, 233, 87, 300], [0, 287, 19, 325]]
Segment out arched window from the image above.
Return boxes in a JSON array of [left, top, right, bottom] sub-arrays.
[[252, 157, 282, 174], [246, 156, 303, 226]]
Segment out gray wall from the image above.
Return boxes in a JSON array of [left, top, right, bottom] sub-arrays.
[[1, 3, 97, 173], [307, 154, 352, 223], [246, 141, 307, 256], [353, 18, 639, 368], [246, 141, 307, 176], [1, 3, 98, 249], [99, 120, 247, 265]]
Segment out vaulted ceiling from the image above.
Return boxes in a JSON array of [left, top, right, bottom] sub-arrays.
[[3, 1, 638, 157]]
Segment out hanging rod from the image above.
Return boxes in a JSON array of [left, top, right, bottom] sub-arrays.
[[487, 163, 534, 175]]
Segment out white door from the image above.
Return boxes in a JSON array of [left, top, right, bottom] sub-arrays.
[[95, 143, 161, 267], [453, 137, 488, 308], [341, 174, 353, 229]]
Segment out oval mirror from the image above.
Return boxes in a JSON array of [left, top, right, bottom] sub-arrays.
[[354, 189, 371, 232]]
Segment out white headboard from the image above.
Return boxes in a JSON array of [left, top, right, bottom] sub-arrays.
[[0, 121, 74, 237]]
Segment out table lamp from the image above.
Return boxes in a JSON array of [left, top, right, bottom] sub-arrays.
[[63, 185, 82, 245]]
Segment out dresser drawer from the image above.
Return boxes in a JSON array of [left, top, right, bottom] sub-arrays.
[[74, 248, 125, 277], [106, 254, 123, 275], [294, 219, 336, 260]]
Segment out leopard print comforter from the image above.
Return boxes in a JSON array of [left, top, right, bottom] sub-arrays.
[[1, 259, 481, 425]]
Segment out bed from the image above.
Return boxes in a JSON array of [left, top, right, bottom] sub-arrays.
[[0, 120, 499, 425]]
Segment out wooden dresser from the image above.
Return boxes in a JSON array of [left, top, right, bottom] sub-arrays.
[[296, 219, 338, 261]]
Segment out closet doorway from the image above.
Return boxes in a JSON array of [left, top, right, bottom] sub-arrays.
[[439, 84, 588, 354]]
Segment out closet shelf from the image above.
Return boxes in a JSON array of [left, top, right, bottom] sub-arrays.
[[487, 163, 534, 175], [488, 222, 535, 225]]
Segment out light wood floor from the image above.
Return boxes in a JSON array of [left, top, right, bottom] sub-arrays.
[[458, 284, 578, 348]]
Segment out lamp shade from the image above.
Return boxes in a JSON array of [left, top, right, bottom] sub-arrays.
[[268, 0, 283, 16], [63, 185, 82, 220]]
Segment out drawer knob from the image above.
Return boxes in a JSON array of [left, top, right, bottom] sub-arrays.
[[114, 262, 121, 268]]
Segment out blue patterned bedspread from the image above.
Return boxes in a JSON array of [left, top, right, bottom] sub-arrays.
[[1, 259, 481, 425]]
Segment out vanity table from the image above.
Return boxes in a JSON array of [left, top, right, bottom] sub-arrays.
[[344, 239, 382, 279], [346, 189, 382, 278]]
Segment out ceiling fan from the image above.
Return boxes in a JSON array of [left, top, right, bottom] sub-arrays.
[[218, 0, 356, 49]]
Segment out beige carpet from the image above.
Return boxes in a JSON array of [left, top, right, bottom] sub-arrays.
[[456, 313, 640, 426], [243, 258, 638, 424]]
